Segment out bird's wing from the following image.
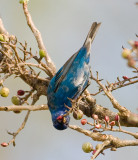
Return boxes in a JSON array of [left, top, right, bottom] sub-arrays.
[[54, 51, 79, 92], [54, 22, 101, 92]]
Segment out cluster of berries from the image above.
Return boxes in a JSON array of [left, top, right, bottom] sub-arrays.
[[0, 86, 26, 113], [122, 41, 138, 68], [80, 114, 120, 157]]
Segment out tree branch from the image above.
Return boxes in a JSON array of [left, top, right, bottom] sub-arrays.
[[22, 2, 56, 77], [69, 125, 138, 160], [6, 92, 41, 146], [89, 72, 138, 127], [0, 18, 9, 35], [0, 104, 48, 111]]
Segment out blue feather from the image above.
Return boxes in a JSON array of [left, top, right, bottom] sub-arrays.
[[47, 22, 101, 130]]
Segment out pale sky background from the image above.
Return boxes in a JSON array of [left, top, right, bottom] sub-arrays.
[[0, 0, 138, 160]]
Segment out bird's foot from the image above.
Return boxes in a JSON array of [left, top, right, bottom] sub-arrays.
[[64, 96, 84, 119], [63, 96, 84, 117], [64, 98, 78, 114], [76, 95, 83, 107], [64, 103, 73, 115], [68, 96, 83, 110], [67, 97, 77, 109]]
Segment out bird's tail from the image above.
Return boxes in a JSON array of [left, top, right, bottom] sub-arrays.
[[83, 22, 101, 48]]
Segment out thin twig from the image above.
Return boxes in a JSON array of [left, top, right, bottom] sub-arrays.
[[90, 71, 128, 113], [69, 125, 138, 149], [19, 62, 47, 73], [90, 76, 138, 96], [91, 140, 110, 160], [9, 44, 21, 62], [0, 18, 9, 35], [7, 110, 31, 146], [7, 93, 41, 146], [0, 104, 48, 111], [22, 2, 56, 76], [103, 127, 138, 139]]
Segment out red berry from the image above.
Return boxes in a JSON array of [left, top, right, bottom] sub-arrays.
[[95, 124, 102, 129], [109, 121, 115, 126], [81, 119, 87, 125], [105, 116, 110, 122], [115, 114, 120, 121], [1, 142, 8, 147], [134, 41, 138, 47], [17, 90, 25, 96], [92, 114, 98, 120], [92, 149, 97, 155], [122, 76, 129, 80]]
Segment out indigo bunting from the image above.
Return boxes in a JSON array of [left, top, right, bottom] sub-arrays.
[[47, 22, 101, 130]]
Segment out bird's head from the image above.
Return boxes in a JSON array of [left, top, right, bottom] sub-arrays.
[[52, 111, 70, 130]]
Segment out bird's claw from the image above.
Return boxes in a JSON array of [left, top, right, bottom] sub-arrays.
[[68, 96, 83, 109], [64, 103, 73, 117], [64, 96, 82, 117], [67, 97, 77, 108]]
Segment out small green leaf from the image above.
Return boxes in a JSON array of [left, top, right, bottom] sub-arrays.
[[0, 34, 5, 42], [19, 0, 29, 4]]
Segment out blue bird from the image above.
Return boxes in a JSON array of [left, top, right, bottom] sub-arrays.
[[47, 22, 101, 130]]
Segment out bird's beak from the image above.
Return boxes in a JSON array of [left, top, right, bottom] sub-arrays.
[[57, 115, 67, 123], [63, 117, 67, 123]]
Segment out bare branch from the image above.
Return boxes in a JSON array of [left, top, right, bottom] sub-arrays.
[[103, 127, 138, 139], [0, 104, 48, 111], [83, 90, 138, 127], [90, 76, 138, 95], [0, 18, 9, 35], [111, 76, 138, 91], [91, 140, 110, 160], [19, 62, 48, 74], [89, 71, 138, 127], [22, 2, 56, 76], [6, 92, 41, 146], [69, 125, 138, 154], [91, 71, 127, 112], [7, 110, 30, 147]]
